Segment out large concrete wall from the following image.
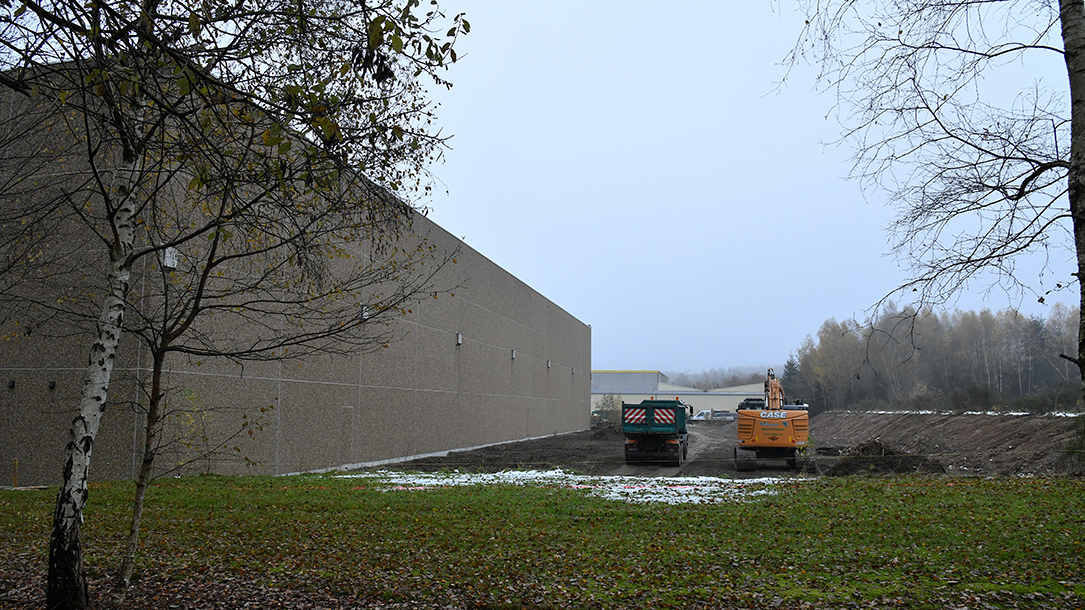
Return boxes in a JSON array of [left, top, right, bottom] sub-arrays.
[[0, 202, 590, 487]]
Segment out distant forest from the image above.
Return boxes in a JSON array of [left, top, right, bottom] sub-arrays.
[[664, 366, 780, 390], [678, 304, 1082, 415]]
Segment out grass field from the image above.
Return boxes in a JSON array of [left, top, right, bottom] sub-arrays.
[[2, 473, 1083, 608]]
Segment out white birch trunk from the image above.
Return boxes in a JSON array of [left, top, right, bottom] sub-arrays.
[[46, 161, 139, 610]]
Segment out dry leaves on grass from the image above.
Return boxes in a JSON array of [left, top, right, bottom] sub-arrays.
[[0, 567, 463, 610]]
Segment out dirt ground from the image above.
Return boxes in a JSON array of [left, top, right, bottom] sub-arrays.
[[380, 411, 1083, 478]]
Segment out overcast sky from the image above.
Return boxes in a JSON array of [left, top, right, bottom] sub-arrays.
[[422, 1, 1075, 374]]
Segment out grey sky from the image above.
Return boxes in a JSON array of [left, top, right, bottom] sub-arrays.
[[424, 1, 1074, 373]]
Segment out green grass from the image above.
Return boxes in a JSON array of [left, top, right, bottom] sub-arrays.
[[2, 474, 1083, 608]]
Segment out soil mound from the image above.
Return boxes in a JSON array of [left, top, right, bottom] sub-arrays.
[[811, 411, 1080, 476], [825, 438, 946, 476], [589, 420, 623, 441]]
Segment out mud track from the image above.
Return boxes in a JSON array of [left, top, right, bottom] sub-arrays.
[[382, 412, 1082, 478]]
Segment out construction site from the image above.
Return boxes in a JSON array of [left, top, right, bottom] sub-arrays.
[[383, 410, 1083, 478]]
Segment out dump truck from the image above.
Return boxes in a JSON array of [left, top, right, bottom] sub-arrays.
[[734, 369, 810, 471], [622, 398, 689, 465]]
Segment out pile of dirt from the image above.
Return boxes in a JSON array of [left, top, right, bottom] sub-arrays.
[[589, 420, 625, 441], [823, 438, 947, 476], [811, 411, 1081, 476]]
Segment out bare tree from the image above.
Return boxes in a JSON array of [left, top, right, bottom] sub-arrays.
[[788, 1, 1085, 382], [108, 177, 454, 602], [594, 393, 623, 422], [0, 0, 468, 608], [0, 92, 80, 327], [666, 367, 772, 390], [792, 303, 1080, 411]]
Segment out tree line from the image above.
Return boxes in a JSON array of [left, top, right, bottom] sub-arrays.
[[780, 304, 1081, 415], [665, 366, 777, 391]]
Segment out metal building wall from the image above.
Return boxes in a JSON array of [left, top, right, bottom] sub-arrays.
[[0, 210, 591, 487]]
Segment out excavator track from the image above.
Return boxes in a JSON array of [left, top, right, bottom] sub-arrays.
[[734, 446, 758, 471]]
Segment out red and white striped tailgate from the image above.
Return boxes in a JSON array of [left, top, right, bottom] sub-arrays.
[[654, 408, 675, 424], [624, 408, 646, 424]]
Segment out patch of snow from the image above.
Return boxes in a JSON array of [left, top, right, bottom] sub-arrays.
[[338, 470, 793, 504]]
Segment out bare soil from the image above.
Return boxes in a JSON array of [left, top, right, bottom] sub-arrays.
[[812, 411, 1081, 477], [381, 411, 1083, 478]]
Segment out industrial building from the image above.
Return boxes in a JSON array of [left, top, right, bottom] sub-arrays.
[[0, 89, 591, 488], [1, 213, 591, 487], [590, 370, 763, 416]]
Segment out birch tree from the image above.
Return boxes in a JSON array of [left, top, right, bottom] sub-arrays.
[[789, 1, 1085, 392], [110, 162, 454, 604], [792, 304, 1080, 410], [0, 0, 467, 608]]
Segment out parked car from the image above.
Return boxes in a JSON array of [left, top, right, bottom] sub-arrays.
[[691, 409, 734, 422]]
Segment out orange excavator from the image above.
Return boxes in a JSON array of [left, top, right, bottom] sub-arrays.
[[734, 368, 810, 471]]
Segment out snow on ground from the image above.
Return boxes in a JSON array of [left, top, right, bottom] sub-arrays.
[[339, 470, 793, 504]]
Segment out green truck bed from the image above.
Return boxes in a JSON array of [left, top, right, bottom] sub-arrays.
[[621, 399, 688, 435]]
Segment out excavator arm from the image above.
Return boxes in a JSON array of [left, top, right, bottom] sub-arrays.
[[764, 368, 786, 409]]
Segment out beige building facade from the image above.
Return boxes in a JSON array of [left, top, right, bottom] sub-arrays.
[[1, 213, 591, 487], [1, 82, 592, 488]]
